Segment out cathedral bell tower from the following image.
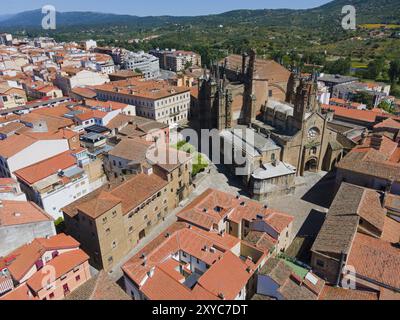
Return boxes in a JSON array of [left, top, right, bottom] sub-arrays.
[[242, 49, 257, 126], [198, 62, 232, 131], [293, 75, 320, 129]]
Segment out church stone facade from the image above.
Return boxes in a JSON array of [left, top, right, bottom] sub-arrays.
[[192, 49, 346, 200]]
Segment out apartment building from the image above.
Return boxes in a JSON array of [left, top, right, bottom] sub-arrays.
[[54, 67, 110, 95], [62, 172, 174, 271], [0, 132, 72, 179], [123, 51, 160, 79], [0, 87, 27, 110], [0, 234, 91, 300], [14, 149, 107, 219], [150, 49, 202, 72], [95, 78, 191, 126], [0, 34, 13, 46]]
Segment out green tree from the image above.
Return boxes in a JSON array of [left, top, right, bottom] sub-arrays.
[[378, 100, 395, 114], [389, 60, 400, 84], [367, 58, 385, 80], [352, 91, 375, 109], [324, 57, 351, 75]]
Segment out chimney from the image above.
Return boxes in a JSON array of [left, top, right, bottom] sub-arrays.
[[360, 129, 368, 145], [147, 267, 155, 278], [371, 133, 383, 150]]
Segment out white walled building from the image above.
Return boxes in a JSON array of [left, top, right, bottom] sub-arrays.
[[0, 135, 70, 179], [14, 149, 106, 219], [54, 69, 110, 95], [95, 79, 190, 126], [123, 51, 160, 79]]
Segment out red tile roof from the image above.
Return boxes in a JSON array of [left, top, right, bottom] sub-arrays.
[[322, 104, 378, 123], [347, 233, 400, 290], [26, 249, 89, 292], [197, 251, 252, 300], [321, 286, 378, 300], [0, 283, 38, 300], [4, 234, 80, 282], [0, 200, 53, 227], [177, 188, 293, 235], [14, 150, 77, 185]]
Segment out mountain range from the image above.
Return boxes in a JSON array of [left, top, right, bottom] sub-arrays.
[[0, 0, 399, 30]]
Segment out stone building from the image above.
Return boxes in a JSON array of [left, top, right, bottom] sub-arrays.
[[310, 183, 400, 297], [62, 172, 177, 271], [336, 132, 400, 195], [194, 50, 345, 185]]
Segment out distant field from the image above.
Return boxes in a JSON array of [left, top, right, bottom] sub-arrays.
[[360, 24, 400, 29], [351, 61, 368, 69]]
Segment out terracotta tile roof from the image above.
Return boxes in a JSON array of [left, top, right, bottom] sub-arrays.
[[105, 114, 135, 130], [14, 150, 77, 185], [0, 200, 52, 227], [379, 287, 400, 300], [338, 137, 400, 182], [4, 234, 80, 282], [75, 110, 107, 122], [95, 78, 190, 101], [278, 277, 318, 300], [347, 232, 400, 290], [0, 134, 36, 158], [374, 118, 400, 130], [20, 112, 73, 132], [147, 146, 192, 172], [321, 286, 378, 300], [322, 104, 379, 123], [197, 251, 252, 300], [75, 190, 121, 219], [110, 173, 168, 215], [63, 173, 167, 219], [381, 216, 400, 243], [0, 122, 26, 136], [70, 87, 97, 99], [107, 137, 151, 163], [312, 183, 387, 256], [177, 189, 293, 235], [122, 225, 248, 300], [222, 55, 291, 84], [244, 231, 276, 253], [84, 99, 128, 111], [65, 270, 131, 300], [31, 104, 72, 118], [385, 194, 400, 214], [26, 249, 89, 292], [0, 283, 38, 300]]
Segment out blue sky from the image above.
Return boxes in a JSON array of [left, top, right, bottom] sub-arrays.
[[3, 0, 332, 16]]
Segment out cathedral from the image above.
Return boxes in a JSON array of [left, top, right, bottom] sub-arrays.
[[193, 50, 346, 200], [195, 49, 346, 178]]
